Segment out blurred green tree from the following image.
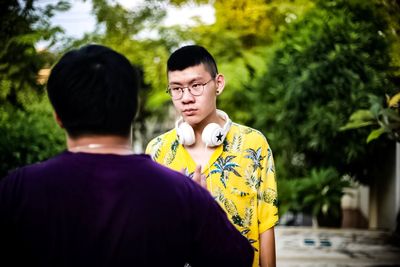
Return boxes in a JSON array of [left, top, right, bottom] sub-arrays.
[[0, 0, 68, 177], [341, 92, 400, 143], [177, 0, 315, 123], [252, 0, 398, 184], [0, 0, 69, 108]]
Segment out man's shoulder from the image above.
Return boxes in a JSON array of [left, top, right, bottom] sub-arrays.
[[0, 153, 64, 194], [149, 129, 176, 143], [146, 129, 177, 155], [2, 153, 62, 179], [229, 122, 268, 144]]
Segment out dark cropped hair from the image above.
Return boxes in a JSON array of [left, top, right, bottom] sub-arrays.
[[47, 44, 139, 138], [167, 45, 218, 78]]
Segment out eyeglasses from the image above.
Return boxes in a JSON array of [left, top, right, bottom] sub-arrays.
[[166, 79, 214, 100]]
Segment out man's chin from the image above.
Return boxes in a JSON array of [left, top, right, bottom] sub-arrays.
[[183, 116, 201, 127]]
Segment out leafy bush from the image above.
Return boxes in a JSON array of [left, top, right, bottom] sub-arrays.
[[0, 1, 69, 178], [0, 100, 65, 178], [278, 168, 350, 226]]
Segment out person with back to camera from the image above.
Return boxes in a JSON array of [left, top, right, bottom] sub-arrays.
[[146, 45, 278, 267], [0, 44, 254, 267]]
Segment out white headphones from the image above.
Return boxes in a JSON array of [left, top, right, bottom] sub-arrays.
[[175, 109, 232, 147]]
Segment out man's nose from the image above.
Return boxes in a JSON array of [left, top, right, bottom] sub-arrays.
[[181, 88, 195, 102]]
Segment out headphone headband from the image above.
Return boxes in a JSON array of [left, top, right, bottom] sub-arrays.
[[216, 109, 232, 135]]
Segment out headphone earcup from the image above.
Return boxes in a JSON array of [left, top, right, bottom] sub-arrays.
[[177, 122, 195, 146], [202, 123, 224, 146]]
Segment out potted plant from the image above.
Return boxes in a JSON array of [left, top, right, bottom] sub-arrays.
[[297, 168, 351, 227]]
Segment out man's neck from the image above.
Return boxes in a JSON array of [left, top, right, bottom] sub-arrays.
[[67, 135, 133, 155]]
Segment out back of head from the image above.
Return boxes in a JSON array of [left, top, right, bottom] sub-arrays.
[[47, 44, 139, 138], [167, 45, 218, 78]]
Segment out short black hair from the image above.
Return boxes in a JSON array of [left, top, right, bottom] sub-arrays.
[[47, 44, 139, 138], [167, 45, 218, 77]]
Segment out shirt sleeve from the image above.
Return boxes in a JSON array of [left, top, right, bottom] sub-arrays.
[[145, 136, 167, 162], [257, 139, 279, 234], [188, 184, 254, 267], [145, 137, 162, 160]]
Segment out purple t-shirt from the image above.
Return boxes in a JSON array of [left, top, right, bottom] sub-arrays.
[[0, 151, 253, 267]]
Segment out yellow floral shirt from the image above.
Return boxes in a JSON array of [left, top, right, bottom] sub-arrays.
[[146, 123, 278, 267]]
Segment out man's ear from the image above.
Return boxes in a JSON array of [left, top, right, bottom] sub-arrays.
[[215, 74, 225, 95], [53, 112, 64, 128]]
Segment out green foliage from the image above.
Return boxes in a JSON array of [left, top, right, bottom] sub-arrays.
[[253, 0, 398, 183], [0, 0, 69, 108], [277, 178, 303, 217], [0, 101, 65, 177], [278, 168, 350, 225], [78, 0, 316, 137], [2, 0, 398, 191], [341, 92, 400, 142], [0, 0, 69, 178], [78, 0, 313, 142], [180, 0, 314, 125], [300, 168, 350, 218], [374, 0, 400, 77]]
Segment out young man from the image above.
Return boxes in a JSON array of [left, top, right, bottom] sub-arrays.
[[146, 45, 278, 267], [0, 44, 254, 267]]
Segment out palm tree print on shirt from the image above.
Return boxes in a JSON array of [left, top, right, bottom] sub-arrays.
[[244, 167, 261, 190], [210, 155, 241, 188], [150, 137, 163, 160], [215, 188, 257, 250], [164, 139, 179, 165], [244, 147, 265, 172], [224, 133, 242, 153]]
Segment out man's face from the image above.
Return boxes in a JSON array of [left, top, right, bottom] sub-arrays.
[[168, 63, 223, 127]]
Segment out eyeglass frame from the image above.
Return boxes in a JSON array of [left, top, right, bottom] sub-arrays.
[[166, 78, 215, 100]]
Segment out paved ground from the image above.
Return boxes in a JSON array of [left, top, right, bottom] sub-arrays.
[[276, 226, 400, 267]]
